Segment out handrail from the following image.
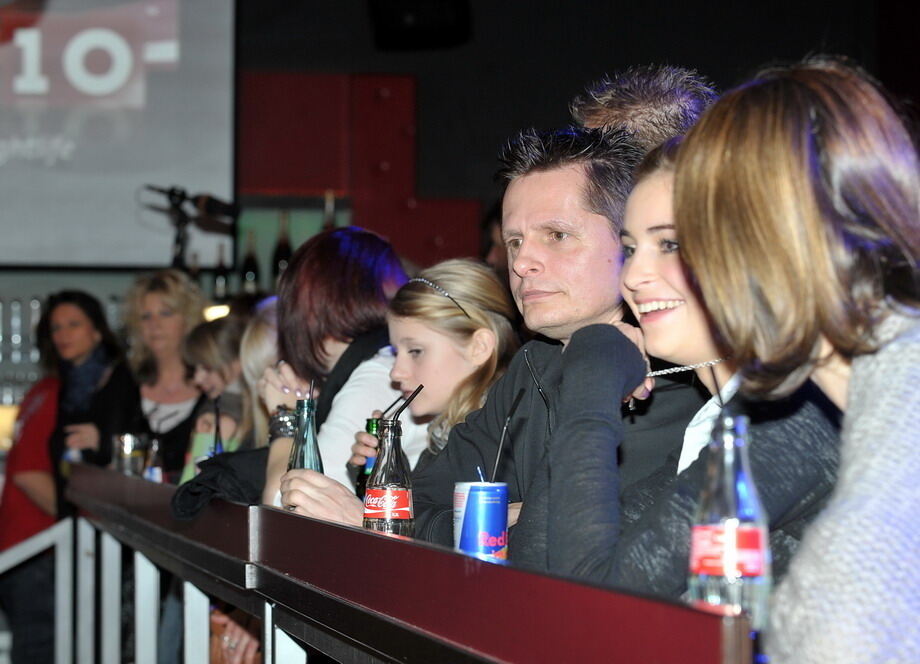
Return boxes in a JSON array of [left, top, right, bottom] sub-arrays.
[[67, 464, 752, 664]]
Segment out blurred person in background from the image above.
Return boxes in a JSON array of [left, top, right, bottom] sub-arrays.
[[178, 313, 255, 484], [124, 269, 206, 483], [44, 291, 140, 514], [0, 299, 60, 664]]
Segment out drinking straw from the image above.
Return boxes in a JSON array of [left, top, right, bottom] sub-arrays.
[[391, 384, 423, 421], [476, 466, 486, 482], [380, 394, 404, 418], [490, 389, 525, 483]]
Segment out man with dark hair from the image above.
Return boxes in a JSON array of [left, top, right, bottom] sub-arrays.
[[570, 65, 717, 150], [412, 126, 705, 572]]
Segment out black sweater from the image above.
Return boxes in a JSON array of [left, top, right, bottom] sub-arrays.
[[541, 325, 841, 594], [412, 325, 706, 554]]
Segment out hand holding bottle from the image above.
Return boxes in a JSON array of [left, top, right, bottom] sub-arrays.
[[349, 409, 383, 466], [279, 469, 364, 527]]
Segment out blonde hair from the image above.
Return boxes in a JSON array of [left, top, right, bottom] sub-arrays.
[[389, 259, 519, 438], [675, 57, 919, 398], [124, 269, 205, 384], [240, 299, 278, 447]]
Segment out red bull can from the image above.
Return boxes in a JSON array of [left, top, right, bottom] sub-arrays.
[[453, 482, 508, 564]]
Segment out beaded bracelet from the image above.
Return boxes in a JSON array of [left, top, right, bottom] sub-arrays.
[[269, 405, 297, 440]]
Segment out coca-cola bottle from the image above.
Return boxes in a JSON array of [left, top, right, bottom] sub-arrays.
[[688, 409, 771, 631], [287, 398, 324, 473], [362, 418, 414, 536]]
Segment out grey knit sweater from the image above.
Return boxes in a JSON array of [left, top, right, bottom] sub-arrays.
[[767, 310, 920, 663]]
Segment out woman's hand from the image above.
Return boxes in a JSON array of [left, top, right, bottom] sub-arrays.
[[348, 409, 383, 466], [210, 610, 260, 664], [259, 361, 312, 413], [63, 423, 101, 451], [279, 469, 364, 527], [610, 320, 655, 402]]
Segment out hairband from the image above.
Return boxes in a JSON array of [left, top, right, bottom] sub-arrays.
[[407, 277, 471, 318]]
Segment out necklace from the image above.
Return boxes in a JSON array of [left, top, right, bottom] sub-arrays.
[[646, 358, 725, 377]]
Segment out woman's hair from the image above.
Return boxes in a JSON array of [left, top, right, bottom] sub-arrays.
[[182, 315, 249, 382], [240, 298, 278, 447], [632, 135, 682, 184], [389, 258, 520, 435], [675, 56, 920, 398], [183, 312, 253, 444], [36, 290, 122, 374], [124, 269, 205, 384], [277, 227, 407, 381]]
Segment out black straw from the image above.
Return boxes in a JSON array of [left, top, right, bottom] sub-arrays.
[[392, 385, 423, 421], [491, 389, 525, 482], [381, 394, 403, 418]]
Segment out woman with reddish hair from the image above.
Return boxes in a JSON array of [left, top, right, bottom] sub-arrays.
[[261, 227, 428, 503]]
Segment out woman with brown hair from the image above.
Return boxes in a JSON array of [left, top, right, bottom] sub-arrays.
[[261, 227, 428, 502], [675, 57, 919, 663]]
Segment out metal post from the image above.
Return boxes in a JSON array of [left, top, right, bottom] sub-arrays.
[[54, 519, 74, 664], [134, 551, 159, 664], [100, 532, 122, 664], [262, 601, 274, 664], [182, 581, 209, 663], [76, 518, 96, 664]]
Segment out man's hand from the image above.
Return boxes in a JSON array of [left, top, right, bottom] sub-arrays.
[[279, 469, 364, 527], [508, 502, 523, 528], [64, 423, 100, 451]]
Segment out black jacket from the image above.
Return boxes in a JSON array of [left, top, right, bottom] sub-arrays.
[[412, 325, 706, 554], [538, 325, 841, 595]]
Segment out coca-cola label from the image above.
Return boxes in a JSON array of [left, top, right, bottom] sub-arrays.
[[363, 488, 413, 520], [690, 524, 765, 576]]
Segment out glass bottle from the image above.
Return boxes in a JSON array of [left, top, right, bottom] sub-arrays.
[[271, 210, 293, 286], [143, 436, 164, 483], [240, 230, 260, 294], [355, 417, 379, 499], [362, 418, 414, 537], [688, 409, 771, 632], [322, 190, 336, 231], [287, 398, 324, 473], [213, 244, 230, 302]]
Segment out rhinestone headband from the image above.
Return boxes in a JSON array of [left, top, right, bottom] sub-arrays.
[[407, 277, 471, 318]]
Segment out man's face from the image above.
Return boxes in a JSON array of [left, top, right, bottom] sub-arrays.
[[502, 165, 624, 344]]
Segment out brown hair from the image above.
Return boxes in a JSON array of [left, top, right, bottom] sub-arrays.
[[183, 313, 253, 444], [389, 259, 519, 437], [675, 56, 920, 398], [124, 269, 205, 384], [277, 227, 407, 382], [571, 65, 717, 150]]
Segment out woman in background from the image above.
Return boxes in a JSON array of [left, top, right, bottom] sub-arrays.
[[178, 313, 254, 483], [675, 57, 919, 663], [43, 291, 140, 511], [124, 269, 205, 483], [279, 258, 520, 524], [241, 297, 278, 450]]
